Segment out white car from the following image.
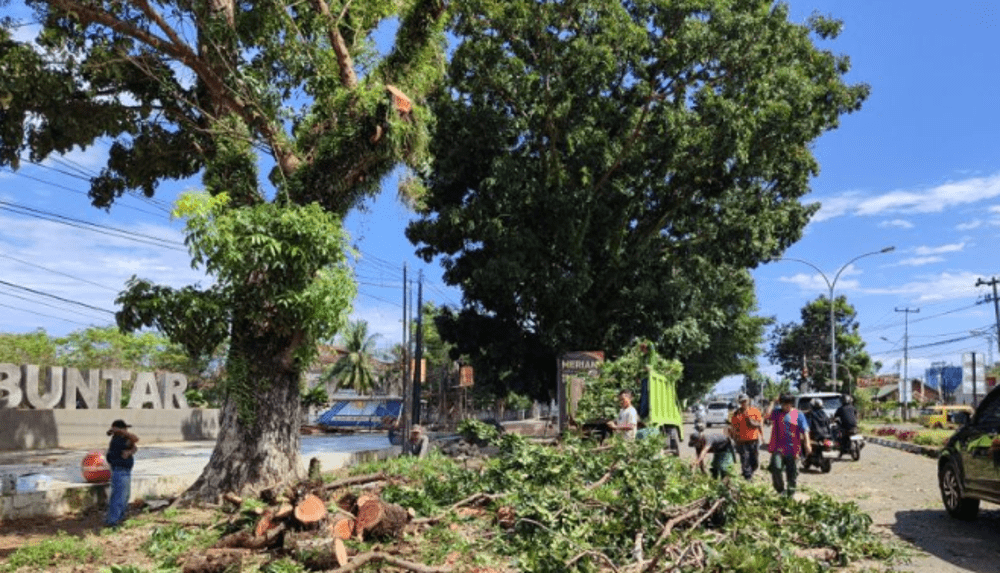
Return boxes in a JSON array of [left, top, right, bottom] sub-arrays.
[[703, 401, 732, 427], [796, 392, 843, 419]]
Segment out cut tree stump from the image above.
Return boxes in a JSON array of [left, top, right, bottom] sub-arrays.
[[285, 532, 341, 571], [331, 516, 355, 540], [356, 498, 411, 540], [294, 493, 328, 524]]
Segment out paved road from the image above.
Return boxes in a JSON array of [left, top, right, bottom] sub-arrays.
[[680, 424, 999, 573]]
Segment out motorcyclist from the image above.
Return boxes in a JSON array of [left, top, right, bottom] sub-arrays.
[[833, 395, 859, 457], [805, 398, 832, 444]]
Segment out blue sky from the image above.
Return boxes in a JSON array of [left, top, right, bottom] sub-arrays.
[[2, 1, 999, 393]]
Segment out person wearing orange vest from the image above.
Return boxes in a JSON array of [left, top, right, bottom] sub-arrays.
[[729, 393, 763, 480], [767, 394, 811, 497]]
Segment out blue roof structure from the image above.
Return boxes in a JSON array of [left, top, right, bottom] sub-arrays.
[[315, 397, 403, 428]]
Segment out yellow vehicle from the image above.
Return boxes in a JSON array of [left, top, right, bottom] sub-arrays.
[[918, 405, 974, 429]]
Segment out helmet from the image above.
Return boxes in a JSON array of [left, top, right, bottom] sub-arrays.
[[843, 395, 854, 405], [810, 398, 823, 410], [694, 422, 706, 433]]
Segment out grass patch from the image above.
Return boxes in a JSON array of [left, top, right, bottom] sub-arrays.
[[142, 523, 221, 568], [1, 531, 102, 572]]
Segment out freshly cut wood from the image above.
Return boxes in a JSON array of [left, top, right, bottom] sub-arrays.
[[294, 493, 328, 524], [275, 502, 294, 520], [254, 510, 274, 537], [334, 537, 349, 567], [355, 493, 378, 512], [182, 548, 247, 573], [221, 492, 243, 506], [356, 499, 411, 540], [331, 516, 355, 540]]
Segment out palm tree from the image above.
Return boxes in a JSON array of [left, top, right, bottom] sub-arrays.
[[323, 320, 381, 395]]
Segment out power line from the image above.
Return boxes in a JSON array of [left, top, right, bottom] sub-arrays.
[[0, 301, 96, 327], [0, 288, 110, 321], [0, 200, 186, 251], [0, 253, 118, 291], [0, 279, 115, 314]]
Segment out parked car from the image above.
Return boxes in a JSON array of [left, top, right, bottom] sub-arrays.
[[918, 405, 973, 429], [937, 385, 1000, 520], [703, 401, 732, 427], [796, 392, 843, 419]]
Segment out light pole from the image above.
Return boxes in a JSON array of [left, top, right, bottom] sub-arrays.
[[779, 246, 895, 392]]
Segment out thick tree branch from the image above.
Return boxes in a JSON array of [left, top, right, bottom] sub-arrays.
[[311, 0, 358, 88]]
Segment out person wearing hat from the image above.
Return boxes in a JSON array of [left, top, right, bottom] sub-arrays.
[[766, 394, 811, 497], [105, 419, 139, 527], [408, 425, 431, 458], [688, 422, 735, 479], [729, 393, 763, 480]]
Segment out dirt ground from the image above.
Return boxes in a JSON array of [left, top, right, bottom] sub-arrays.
[[2, 431, 999, 572]]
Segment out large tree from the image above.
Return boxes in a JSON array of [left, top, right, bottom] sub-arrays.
[[766, 295, 877, 392], [1, 0, 447, 500], [407, 0, 867, 397]]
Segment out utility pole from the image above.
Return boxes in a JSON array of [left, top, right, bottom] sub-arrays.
[[402, 263, 410, 451], [412, 270, 424, 425], [976, 276, 1000, 359], [896, 307, 919, 420]]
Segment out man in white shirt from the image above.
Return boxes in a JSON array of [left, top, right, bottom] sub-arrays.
[[607, 390, 638, 440]]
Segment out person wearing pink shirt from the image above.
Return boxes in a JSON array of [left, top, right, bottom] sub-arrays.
[[767, 394, 811, 497]]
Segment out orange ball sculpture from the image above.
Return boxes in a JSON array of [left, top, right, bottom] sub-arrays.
[[81, 451, 111, 483]]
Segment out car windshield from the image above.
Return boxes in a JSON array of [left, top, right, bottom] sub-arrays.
[[797, 396, 842, 411], [708, 403, 728, 410]]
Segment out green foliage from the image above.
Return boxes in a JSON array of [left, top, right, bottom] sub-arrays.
[[1, 531, 101, 571], [102, 566, 147, 573], [457, 418, 500, 445], [0, 330, 57, 365], [768, 296, 875, 392], [260, 558, 309, 573], [2, 0, 448, 494], [505, 391, 532, 412], [142, 524, 219, 569], [576, 340, 683, 422], [300, 383, 329, 409], [763, 378, 793, 402], [323, 319, 379, 395], [409, 0, 865, 401]]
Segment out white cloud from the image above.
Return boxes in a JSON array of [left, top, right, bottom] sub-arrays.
[[865, 271, 985, 302], [894, 256, 944, 267], [778, 265, 864, 294], [813, 174, 1000, 222], [878, 219, 914, 229], [957, 220, 983, 230], [914, 242, 965, 256], [989, 205, 1000, 214]]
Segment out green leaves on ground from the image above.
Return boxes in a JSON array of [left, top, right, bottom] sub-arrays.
[[374, 433, 896, 573], [1, 531, 101, 572]]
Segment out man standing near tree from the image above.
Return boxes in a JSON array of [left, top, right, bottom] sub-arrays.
[[105, 419, 139, 528], [729, 393, 763, 480], [767, 394, 811, 497]]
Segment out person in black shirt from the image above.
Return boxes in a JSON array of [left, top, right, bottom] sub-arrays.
[[833, 395, 858, 456], [805, 398, 832, 442], [105, 419, 139, 527]]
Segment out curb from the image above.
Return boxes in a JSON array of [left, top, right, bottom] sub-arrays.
[[865, 436, 941, 458]]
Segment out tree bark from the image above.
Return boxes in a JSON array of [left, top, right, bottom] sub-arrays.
[[356, 499, 411, 540], [181, 332, 304, 502]]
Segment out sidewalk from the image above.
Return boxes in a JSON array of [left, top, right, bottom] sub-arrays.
[[1, 434, 399, 521]]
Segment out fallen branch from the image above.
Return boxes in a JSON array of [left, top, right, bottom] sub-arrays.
[[335, 551, 453, 573], [566, 550, 619, 572], [585, 461, 619, 491], [641, 503, 709, 573], [324, 472, 388, 491]]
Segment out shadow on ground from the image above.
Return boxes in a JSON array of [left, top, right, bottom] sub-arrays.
[[892, 508, 1000, 573]]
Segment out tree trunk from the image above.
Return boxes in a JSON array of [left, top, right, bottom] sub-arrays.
[[182, 332, 304, 502], [356, 499, 411, 540]]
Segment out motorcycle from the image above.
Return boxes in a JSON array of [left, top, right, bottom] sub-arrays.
[[801, 433, 833, 473], [832, 422, 864, 461]]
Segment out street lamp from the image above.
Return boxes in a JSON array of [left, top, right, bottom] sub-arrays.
[[779, 246, 895, 391]]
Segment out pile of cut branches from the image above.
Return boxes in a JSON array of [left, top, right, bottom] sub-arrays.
[[161, 428, 895, 573]]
